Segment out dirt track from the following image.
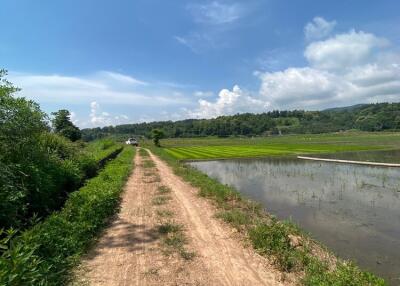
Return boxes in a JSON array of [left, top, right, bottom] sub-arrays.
[[77, 149, 290, 286]]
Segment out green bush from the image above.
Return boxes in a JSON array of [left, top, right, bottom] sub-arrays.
[[0, 147, 135, 285], [0, 72, 125, 230]]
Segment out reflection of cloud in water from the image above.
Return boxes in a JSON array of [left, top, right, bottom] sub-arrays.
[[190, 158, 400, 284]]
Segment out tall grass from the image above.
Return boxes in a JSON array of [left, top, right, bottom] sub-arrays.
[[0, 147, 135, 285]]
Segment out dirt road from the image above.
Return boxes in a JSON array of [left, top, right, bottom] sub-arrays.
[[78, 149, 289, 286]]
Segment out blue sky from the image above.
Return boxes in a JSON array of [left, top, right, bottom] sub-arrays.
[[1, 0, 399, 127]]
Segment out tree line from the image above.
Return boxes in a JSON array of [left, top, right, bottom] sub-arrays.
[[82, 102, 400, 140]]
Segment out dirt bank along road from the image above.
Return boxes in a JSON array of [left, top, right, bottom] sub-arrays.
[[77, 148, 290, 286]]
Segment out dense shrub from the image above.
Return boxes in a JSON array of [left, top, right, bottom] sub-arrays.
[[0, 148, 135, 285], [0, 70, 122, 230]]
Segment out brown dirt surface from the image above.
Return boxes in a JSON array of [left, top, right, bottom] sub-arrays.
[[75, 148, 292, 286]]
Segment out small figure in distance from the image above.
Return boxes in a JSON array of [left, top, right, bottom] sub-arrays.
[[125, 138, 139, 146]]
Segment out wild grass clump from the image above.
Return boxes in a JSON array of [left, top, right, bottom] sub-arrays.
[[148, 145, 386, 285], [142, 159, 156, 169], [152, 196, 171, 205], [158, 223, 195, 260], [156, 210, 174, 218], [0, 148, 135, 285], [158, 186, 171, 194], [216, 209, 251, 229], [139, 148, 150, 157], [157, 222, 182, 234], [148, 174, 161, 183], [303, 258, 386, 286], [249, 220, 305, 272]]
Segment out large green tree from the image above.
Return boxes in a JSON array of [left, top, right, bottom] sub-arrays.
[[51, 109, 81, 141]]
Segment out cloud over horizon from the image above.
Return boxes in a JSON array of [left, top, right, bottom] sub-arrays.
[[188, 22, 400, 118], [6, 16, 400, 126], [8, 70, 194, 127]]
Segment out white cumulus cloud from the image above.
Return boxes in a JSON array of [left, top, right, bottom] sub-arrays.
[[305, 30, 389, 71], [188, 85, 269, 118], [257, 67, 341, 109], [89, 101, 130, 127], [188, 24, 400, 117]]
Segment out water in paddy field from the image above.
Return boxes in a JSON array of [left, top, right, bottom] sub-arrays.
[[311, 149, 400, 164], [189, 156, 400, 285]]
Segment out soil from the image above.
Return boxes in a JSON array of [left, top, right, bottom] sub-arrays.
[[76, 149, 293, 286]]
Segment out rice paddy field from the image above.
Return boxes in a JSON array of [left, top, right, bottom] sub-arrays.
[[161, 132, 400, 160]]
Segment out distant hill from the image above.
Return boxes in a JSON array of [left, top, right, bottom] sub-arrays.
[[323, 104, 368, 112], [82, 102, 400, 141]]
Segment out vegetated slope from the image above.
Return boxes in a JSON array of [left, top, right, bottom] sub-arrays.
[[79, 149, 288, 285], [0, 147, 135, 285], [82, 102, 400, 140], [0, 70, 125, 231]]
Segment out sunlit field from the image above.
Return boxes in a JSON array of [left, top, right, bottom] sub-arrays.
[[161, 132, 400, 160]]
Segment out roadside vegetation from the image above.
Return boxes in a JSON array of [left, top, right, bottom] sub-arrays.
[[0, 70, 122, 231], [147, 146, 386, 285], [0, 147, 135, 285], [0, 69, 135, 285]]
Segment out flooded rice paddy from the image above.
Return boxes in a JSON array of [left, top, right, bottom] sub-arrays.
[[310, 149, 400, 164], [189, 155, 400, 284]]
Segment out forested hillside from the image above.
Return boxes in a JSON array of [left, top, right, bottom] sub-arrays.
[[82, 102, 400, 140]]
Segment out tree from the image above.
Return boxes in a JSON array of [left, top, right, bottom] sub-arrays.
[[51, 109, 81, 141], [152, 129, 165, 147]]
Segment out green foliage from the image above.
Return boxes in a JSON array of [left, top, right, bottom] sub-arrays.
[[216, 210, 251, 229], [0, 229, 48, 286], [0, 148, 135, 285], [0, 70, 123, 230], [0, 72, 82, 229], [303, 259, 386, 286], [151, 129, 165, 147], [51, 109, 81, 142], [249, 221, 304, 271]]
